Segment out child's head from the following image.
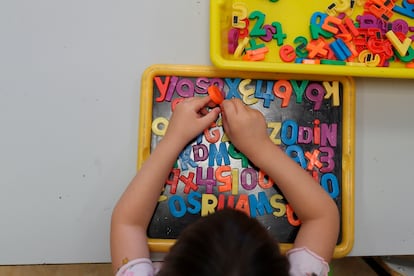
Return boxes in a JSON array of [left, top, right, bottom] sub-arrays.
[[158, 208, 290, 276]]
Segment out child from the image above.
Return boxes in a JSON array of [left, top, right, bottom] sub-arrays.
[[111, 96, 340, 276]]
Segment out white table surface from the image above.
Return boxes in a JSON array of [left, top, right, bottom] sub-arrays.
[[1, 0, 413, 264]]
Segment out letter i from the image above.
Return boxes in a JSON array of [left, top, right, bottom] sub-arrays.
[[231, 169, 239, 195], [313, 119, 320, 145]]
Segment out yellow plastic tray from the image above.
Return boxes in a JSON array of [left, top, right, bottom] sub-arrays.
[[139, 64, 355, 258], [210, 0, 414, 78]]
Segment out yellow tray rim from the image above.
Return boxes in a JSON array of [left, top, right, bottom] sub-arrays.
[[139, 64, 356, 258]]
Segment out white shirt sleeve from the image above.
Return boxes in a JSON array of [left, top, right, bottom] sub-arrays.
[[287, 247, 330, 276], [116, 248, 328, 276], [115, 258, 158, 276]]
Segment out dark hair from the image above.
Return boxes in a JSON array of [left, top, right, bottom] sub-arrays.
[[158, 208, 290, 276]]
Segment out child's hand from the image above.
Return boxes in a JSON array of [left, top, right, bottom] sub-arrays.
[[164, 96, 220, 148], [221, 98, 272, 159]]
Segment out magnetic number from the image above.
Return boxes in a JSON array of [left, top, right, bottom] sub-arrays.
[[248, 11, 266, 37]]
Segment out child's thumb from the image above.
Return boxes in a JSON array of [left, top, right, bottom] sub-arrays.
[[200, 107, 220, 126]]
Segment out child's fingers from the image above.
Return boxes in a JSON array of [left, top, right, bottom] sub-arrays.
[[220, 99, 240, 134], [191, 95, 213, 110], [221, 98, 245, 122], [220, 99, 236, 116], [199, 107, 209, 116], [199, 107, 220, 125], [199, 104, 222, 116]]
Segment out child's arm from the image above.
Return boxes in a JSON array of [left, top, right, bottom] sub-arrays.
[[221, 99, 339, 262], [110, 96, 220, 273]]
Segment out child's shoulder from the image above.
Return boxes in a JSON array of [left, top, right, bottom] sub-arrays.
[[115, 258, 159, 276], [287, 247, 329, 276]]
